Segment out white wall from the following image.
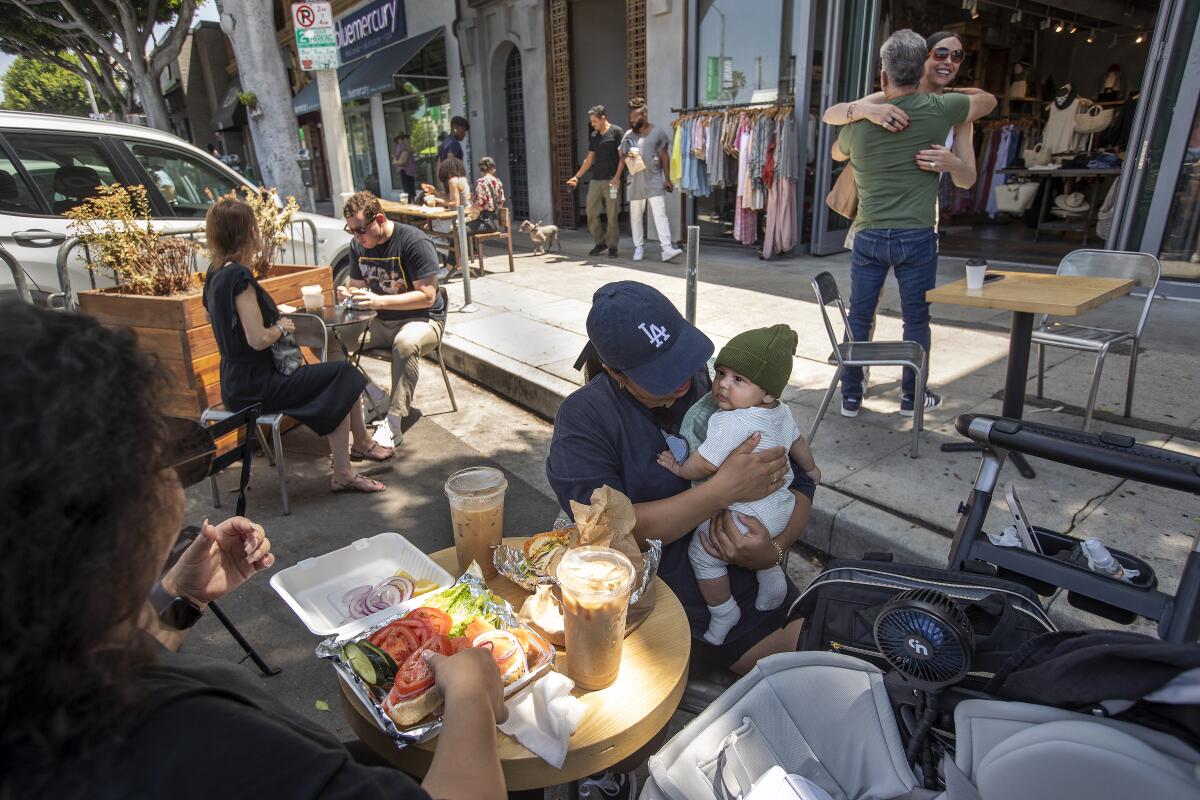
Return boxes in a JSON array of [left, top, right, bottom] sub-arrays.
[[456, 0, 553, 224]]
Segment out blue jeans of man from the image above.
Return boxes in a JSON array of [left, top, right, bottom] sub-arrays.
[[840, 227, 939, 400]]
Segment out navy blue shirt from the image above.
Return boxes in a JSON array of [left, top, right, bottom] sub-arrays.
[[437, 136, 464, 163], [546, 371, 816, 667]]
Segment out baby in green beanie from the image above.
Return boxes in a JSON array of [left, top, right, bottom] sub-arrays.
[[658, 324, 821, 645]]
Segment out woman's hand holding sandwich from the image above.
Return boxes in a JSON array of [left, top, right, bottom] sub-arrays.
[[421, 648, 508, 800]]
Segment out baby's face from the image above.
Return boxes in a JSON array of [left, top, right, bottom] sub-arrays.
[[712, 365, 767, 411]]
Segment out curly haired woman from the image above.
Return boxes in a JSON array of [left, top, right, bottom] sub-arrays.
[[0, 303, 507, 799]]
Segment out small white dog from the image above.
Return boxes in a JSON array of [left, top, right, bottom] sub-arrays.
[[519, 220, 560, 255]]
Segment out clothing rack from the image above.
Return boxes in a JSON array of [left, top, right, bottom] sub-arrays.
[[670, 99, 794, 114]]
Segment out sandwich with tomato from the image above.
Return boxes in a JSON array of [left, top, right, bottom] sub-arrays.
[[343, 604, 553, 727]]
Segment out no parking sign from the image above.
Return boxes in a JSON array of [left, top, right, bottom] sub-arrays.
[[292, 2, 339, 71]]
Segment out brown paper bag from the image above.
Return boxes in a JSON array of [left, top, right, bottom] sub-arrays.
[[825, 164, 858, 220], [569, 485, 657, 629]]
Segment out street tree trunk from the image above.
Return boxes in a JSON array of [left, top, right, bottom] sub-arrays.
[[134, 72, 171, 131], [216, 0, 306, 205]]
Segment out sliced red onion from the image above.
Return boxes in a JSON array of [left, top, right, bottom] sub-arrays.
[[380, 575, 415, 602], [344, 575, 419, 620], [472, 630, 528, 683]]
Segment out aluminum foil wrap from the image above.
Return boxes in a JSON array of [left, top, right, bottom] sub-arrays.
[[315, 567, 556, 747], [491, 530, 663, 607]]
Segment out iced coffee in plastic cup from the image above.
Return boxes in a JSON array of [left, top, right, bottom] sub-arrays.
[[444, 466, 508, 578], [557, 546, 636, 690]]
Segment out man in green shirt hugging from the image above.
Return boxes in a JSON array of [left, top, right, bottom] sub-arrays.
[[831, 29, 995, 418]]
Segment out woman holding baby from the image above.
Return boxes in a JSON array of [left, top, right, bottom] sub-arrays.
[[546, 281, 818, 673]]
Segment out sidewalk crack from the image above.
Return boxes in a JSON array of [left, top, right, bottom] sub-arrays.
[[1065, 479, 1126, 536]]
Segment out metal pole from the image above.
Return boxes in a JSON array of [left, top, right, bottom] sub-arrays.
[[455, 205, 478, 313], [685, 225, 699, 324]]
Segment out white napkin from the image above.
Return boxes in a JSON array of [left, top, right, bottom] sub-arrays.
[[497, 671, 586, 768]]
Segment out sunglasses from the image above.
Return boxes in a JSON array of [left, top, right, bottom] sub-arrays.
[[159, 416, 216, 488], [343, 217, 378, 236], [929, 47, 965, 64], [663, 431, 690, 463]]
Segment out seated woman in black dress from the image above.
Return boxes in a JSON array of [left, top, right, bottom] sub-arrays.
[[203, 198, 391, 493]]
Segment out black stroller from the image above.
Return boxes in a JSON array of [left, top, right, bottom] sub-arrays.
[[642, 415, 1200, 800]]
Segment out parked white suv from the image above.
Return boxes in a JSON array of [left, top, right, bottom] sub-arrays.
[[0, 111, 353, 303]]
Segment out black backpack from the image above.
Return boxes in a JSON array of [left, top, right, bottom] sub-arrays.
[[792, 558, 1055, 690]]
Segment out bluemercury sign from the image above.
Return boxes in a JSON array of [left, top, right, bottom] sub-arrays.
[[336, 0, 406, 64]]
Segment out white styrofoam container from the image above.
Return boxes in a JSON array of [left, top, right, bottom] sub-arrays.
[[270, 532, 454, 637]]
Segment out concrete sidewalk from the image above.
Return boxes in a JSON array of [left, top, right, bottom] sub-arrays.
[[439, 228, 1200, 629]]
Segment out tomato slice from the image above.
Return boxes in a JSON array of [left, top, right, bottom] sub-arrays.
[[369, 621, 420, 663], [391, 648, 435, 698], [406, 607, 452, 637]]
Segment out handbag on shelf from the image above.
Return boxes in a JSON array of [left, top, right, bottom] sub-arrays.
[[1022, 142, 1051, 166], [271, 332, 303, 376], [1075, 104, 1115, 135], [994, 181, 1039, 214], [825, 164, 857, 220]]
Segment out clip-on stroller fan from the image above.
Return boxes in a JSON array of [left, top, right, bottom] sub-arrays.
[[874, 588, 975, 788]]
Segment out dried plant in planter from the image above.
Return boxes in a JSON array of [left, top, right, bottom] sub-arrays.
[[65, 184, 197, 297], [212, 186, 300, 278]]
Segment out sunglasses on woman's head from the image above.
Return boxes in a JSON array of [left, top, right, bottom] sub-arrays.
[[929, 47, 965, 64]]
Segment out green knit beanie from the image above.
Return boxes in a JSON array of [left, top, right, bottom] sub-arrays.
[[715, 324, 798, 398]]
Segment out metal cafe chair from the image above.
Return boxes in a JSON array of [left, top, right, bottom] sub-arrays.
[[201, 313, 328, 516], [165, 406, 280, 676], [808, 271, 929, 458], [1033, 249, 1160, 431]]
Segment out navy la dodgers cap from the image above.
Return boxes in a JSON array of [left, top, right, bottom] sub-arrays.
[[576, 281, 714, 396]]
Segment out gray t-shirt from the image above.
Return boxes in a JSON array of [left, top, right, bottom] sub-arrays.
[[620, 125, 672, 201]]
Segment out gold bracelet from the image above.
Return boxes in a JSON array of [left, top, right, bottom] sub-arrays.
[[772, 539, 784, 567]]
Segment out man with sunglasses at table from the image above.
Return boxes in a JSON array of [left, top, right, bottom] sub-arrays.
[[337, 190, 446, 448], [827, 30, 995, 419]]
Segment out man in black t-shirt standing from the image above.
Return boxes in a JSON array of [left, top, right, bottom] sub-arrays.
[[339, 191, 447, 447], [567, 104, 623, 257]]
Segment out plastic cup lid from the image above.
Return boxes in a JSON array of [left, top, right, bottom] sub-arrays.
[[444, 466, 507, 498]]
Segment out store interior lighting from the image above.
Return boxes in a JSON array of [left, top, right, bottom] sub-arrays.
[[1087, 29, 1096, 43], [1055, 20, 1064, 33], [1136, 32, 1145, 43]]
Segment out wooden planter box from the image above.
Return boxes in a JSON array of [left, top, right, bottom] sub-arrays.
[[78, 264, 334, 424]]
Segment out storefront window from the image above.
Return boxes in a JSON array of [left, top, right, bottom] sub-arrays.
[[1157, 101, 1200, 279], [697, 0, 796, 106], [383, 91, 450, 189], [695, 0, 797, 240], [344, 101, 378, 195]]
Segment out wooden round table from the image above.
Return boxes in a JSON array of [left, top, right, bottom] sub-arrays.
[[337, 537, 691, 790]]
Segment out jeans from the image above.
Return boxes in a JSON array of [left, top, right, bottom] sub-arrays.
[[840, 227, 939, 400]]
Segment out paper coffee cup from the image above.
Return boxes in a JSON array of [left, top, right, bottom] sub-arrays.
[[965, 260, 988, 290], [301, 284, 324, 312]]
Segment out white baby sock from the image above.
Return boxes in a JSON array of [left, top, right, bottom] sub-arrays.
[[703, 597, 741, 645], [756, 565, 787, 611]]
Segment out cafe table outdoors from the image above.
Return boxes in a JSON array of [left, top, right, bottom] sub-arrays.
[[337, 537, 692, 794], [926, 269, 1133, 478]]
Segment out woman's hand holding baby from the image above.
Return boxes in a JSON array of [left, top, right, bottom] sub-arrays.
[[711, 433, 788, 506]]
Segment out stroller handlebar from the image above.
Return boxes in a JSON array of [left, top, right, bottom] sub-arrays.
[[955, 414, 1200, 495]]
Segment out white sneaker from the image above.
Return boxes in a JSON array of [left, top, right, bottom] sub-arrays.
[[633, 245, 645, 261], [662, 245, 683, 262]]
